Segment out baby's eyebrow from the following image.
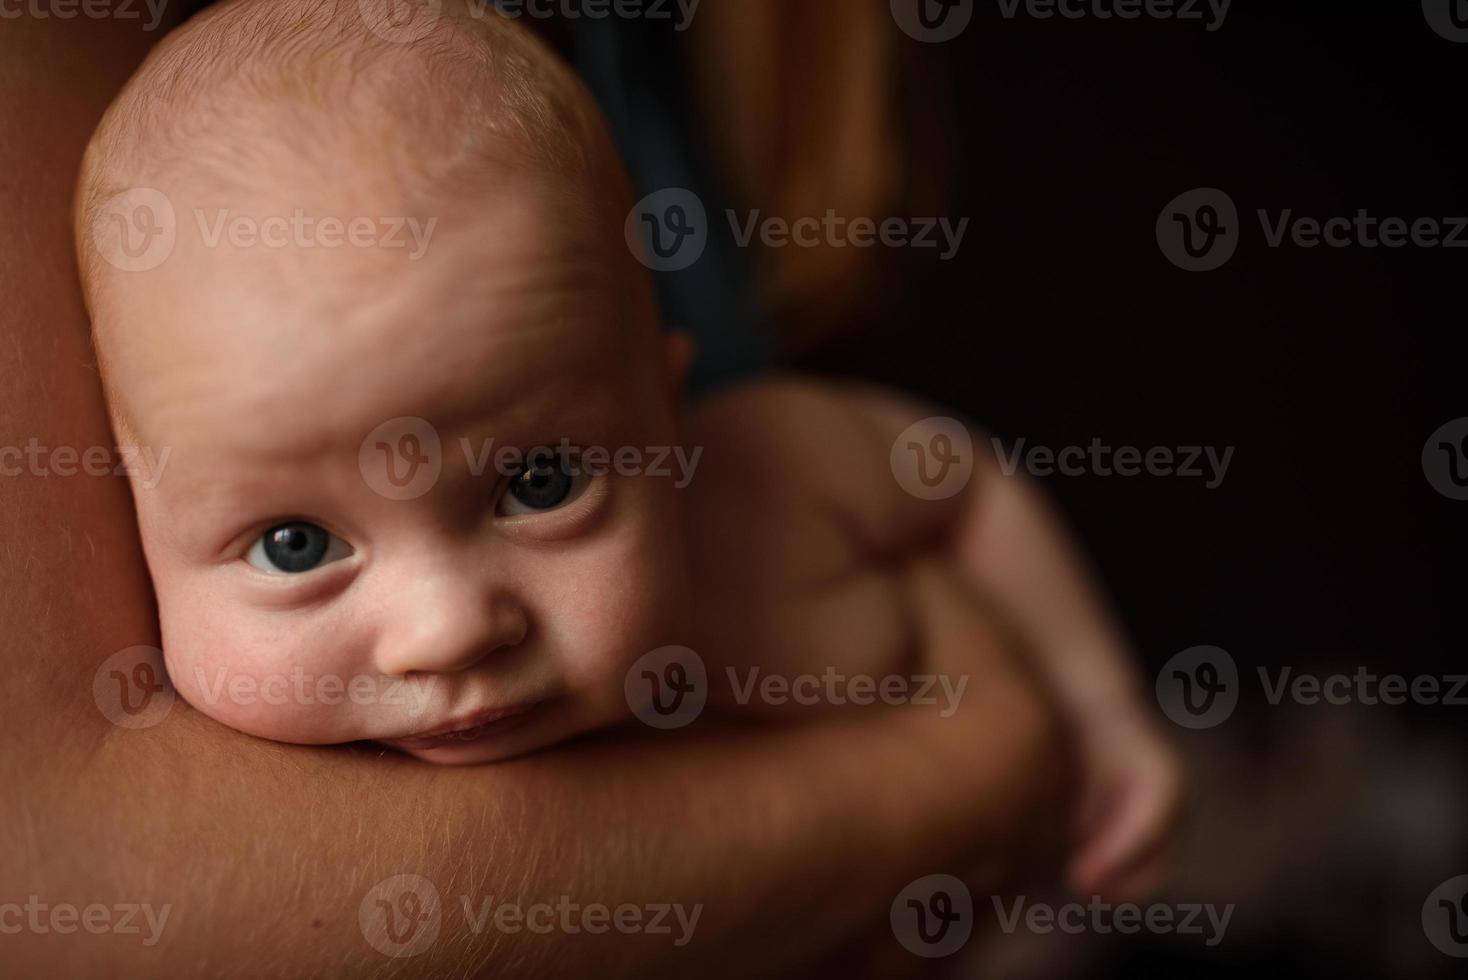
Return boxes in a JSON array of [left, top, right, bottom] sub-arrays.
[[152, 453, 340, 522]]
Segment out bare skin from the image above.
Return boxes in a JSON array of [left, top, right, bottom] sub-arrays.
[[0, 10, 1065, 979], [692, 379, 1183, 901]]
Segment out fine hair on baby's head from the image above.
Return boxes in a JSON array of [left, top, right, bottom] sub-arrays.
[[78, 0, 659, 433], [74, 0, 690, 764]]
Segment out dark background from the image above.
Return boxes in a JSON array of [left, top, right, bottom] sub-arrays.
[[524, 0, 1467, 973], [803, 3, 1467, 977], [40, 0, 1468, 974]]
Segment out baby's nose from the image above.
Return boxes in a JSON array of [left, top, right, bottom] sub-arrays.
[[373, 574, 529, 676]]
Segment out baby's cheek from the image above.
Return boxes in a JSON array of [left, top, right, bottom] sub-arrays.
[[549, 521, 686, 691], [160, 598, 371, 744]]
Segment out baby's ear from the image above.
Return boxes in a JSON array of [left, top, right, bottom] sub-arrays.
[[662, 331, 695, 405]]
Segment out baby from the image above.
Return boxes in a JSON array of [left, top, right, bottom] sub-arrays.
[[76, 0, 1179, 899]]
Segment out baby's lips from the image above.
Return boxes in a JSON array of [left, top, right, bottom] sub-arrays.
[[385, 699, 543, 747]]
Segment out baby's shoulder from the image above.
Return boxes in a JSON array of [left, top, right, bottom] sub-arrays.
[[686, 374, 945, 545], [689, 373, 921, 463]]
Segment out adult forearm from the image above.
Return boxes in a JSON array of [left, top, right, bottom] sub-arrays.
[[0, 16, 1065, 977], [11, 660, 1060, 979]]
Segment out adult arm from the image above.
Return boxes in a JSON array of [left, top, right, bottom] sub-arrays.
[[0, 13, 1065, 980]]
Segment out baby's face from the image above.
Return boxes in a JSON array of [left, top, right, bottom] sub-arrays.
[[107, 177, 687, 763]]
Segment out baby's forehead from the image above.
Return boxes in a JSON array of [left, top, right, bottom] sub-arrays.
[[112, 181, 637, 458]]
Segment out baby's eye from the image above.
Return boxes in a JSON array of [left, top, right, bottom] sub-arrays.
[[246, 522, 353, 574], [498, 450, 589, 517]]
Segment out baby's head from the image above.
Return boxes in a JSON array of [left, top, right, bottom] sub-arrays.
[[76, 0, 691, 762]]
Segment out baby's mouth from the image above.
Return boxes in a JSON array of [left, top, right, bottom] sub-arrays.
[[385, 701, 543, 749]]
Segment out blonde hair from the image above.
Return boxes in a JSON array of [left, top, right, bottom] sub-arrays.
[[75, 0, 625, 317]]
